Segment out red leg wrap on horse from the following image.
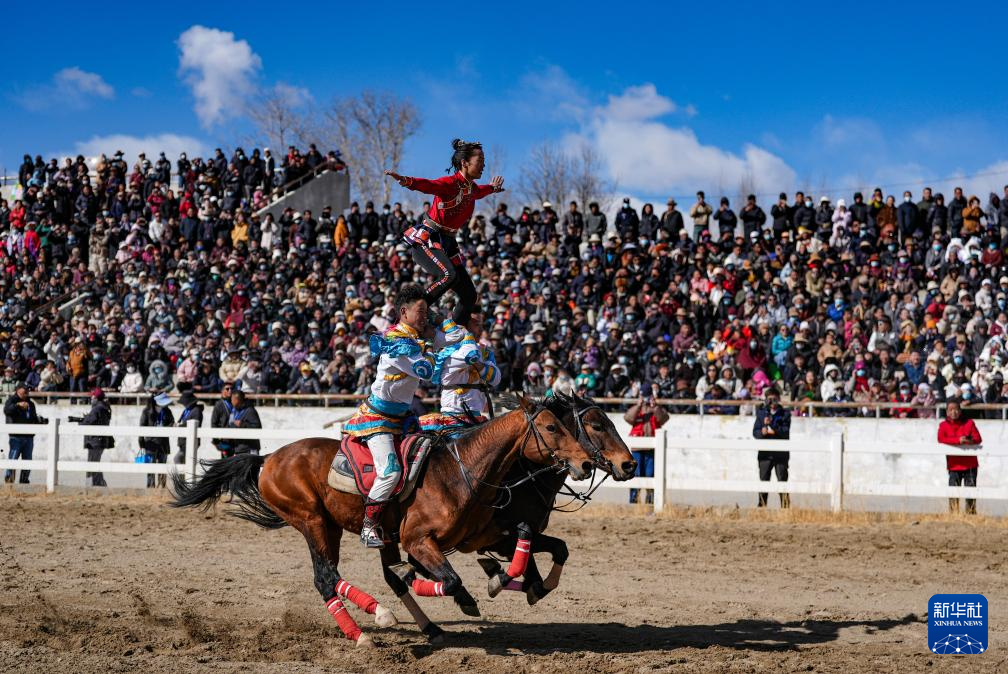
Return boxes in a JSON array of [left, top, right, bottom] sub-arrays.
[[505, 538, 532, 578], [411, 579, 446, 596], [336, 579, 378, 614], [326, 597, 362, 641]]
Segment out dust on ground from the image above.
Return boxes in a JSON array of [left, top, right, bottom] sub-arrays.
[[0, 491, 1003, 673]]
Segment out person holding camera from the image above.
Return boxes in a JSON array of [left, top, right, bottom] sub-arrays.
[[624, 386, 670, 504], [752, 387, 792, 508], [69, 388, 113, 487], [3, 383, 46, 484]]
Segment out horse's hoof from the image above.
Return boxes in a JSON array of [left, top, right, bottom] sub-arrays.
[[458, 602, 481, 618], [487, 573, 508, 598], [422, 622, 445, 644], [356, 633, 377, 649], [374, 605, 398, 628], [526, 583, 544, 606], [389, 562, 416, 584]]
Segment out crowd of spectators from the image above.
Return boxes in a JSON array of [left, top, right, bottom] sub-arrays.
[[2, 145, 1008, 418]]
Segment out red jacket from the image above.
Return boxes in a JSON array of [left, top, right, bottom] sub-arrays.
[[937, 417, 981, 470], [403, 172, 495, 232]]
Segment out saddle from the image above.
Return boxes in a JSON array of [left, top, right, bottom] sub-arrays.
[[327, 434, 433, 501]]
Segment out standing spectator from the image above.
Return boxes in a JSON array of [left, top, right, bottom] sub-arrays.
[[660, 198, 684, 240], [624, 392, 669, 504], [689, 191, 712, 240], [173, 385, 204, 464], [71, 388, 113, 487], [752, 387, 791, 508], [211, 382, 235, 457], [140, 393, 175, 488], [713, 197, 737, 238], [937, 400, 981, 514], [227, 389, 262, 455], [739, 194, 766, 240], [584, 201, 607, 239], [3, 383, 46, 484]]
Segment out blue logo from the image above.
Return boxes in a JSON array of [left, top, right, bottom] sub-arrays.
[[928, 594, 987, 654]]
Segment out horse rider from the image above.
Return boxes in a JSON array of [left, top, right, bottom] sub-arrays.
[[343, 284, 435, 548], [421, 311, 500, 436]]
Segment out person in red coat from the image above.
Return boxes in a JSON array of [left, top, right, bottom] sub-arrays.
[[385, 139, 504, 324], [937, 400, 981, 514]]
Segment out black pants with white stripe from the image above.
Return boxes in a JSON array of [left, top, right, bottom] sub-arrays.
[[409, 234, 476, 324]]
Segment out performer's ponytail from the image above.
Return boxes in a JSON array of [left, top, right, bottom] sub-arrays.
[[449, 138, 483, 173]]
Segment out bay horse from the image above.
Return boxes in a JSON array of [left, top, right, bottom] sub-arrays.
[[171, 396, 594, 647], [407, 392, 638, 606]]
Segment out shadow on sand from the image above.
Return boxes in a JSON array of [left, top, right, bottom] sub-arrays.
[[404, 613, 922, 658]]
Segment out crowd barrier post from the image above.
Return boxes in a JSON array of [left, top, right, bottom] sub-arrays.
[[653, 429, 668, 513], [46, 417, 60, 493], [185, 420, 199, 481], [830, 433, 844, 512]]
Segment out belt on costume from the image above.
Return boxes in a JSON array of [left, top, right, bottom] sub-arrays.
[[363, 398, 409, 418]]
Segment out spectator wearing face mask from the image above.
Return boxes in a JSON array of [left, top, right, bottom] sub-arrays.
[[119, 363, 144, 393], [752, 387, 791, 507]]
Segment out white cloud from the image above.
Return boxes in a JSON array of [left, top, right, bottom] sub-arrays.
[[177, 25, 261, 128], [816, 115, 884, 149], [20, 67, 115, 110], [568, 83, 795, 198], [518, 65, 590, 122], [602, 84, 675, 121], [272, 81, 313, 108], [56, 133, 210, 167]]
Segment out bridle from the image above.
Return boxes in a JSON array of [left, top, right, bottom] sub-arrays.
[[445, 403, 576, 510]]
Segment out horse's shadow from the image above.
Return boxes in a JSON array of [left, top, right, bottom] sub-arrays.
[[404, 613, 921, 657]]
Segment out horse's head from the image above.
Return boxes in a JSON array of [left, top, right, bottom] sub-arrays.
[[514, 395, 594, 481], [549, 392, 637, 481]]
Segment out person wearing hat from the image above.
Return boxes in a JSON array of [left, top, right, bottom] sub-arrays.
[[140, 393, 176, 488], [661, 198, 684, 240], [615, 197, 640, 241], [69, 388, 113, 487], [174, 384, 205, 465], [227, 388, 262, 457], [386, 139, 504, 326], [3, 383, 46, 484]]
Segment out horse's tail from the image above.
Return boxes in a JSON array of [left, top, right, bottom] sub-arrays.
[[169, 454, 287, 530]]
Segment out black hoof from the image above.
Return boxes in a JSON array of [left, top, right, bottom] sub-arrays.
[[526, 581, 546, 606], [422, 622, 445, 643], [389, 562, 416, 585], [457, 602, 481, 617]]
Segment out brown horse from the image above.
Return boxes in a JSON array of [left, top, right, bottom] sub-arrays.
[[407, 392, 637, 606], [171, 396, 594, 647]]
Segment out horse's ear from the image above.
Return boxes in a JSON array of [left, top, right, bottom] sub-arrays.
[[516, 393, 534, 411]]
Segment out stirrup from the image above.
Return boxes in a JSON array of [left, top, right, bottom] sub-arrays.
[[360, 520, 385, 549]]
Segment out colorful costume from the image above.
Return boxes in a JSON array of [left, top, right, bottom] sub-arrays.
[[400, 171, 500, 324], [420, 319, 500, 436], [343, 323, 434, 547]]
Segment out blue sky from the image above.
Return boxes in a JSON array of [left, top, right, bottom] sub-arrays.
[[4, 1, 1008, 208]]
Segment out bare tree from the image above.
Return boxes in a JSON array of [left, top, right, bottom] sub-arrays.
[[570, 143, 614, 212], [516, 141, 573, 209], [481, 143, 507, 212], [323, 91, 421, 205], [246, 87, 316, 154]]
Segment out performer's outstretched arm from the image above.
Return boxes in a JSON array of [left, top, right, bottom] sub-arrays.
[[385, 170, 454, 198]]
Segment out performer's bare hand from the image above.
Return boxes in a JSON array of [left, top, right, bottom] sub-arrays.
[[384, 170, 408, 186], [490, 175, 505, 192]]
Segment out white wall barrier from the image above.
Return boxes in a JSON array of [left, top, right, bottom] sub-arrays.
[[1, 420, 1005, 514]]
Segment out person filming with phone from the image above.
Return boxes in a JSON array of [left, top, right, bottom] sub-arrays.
[[624, 384, 669, 504], [752, 387, 792, 508]]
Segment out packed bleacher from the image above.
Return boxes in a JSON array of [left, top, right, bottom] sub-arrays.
[[2, 146, 1008, 416]]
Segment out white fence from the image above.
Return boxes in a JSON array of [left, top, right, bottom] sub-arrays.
[[0, 421, 1004, 514]]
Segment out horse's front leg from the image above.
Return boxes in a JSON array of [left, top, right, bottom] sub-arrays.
[[397, 533, 481, 618], [525, 532, 569, 606], [379, 545, 444, 643]]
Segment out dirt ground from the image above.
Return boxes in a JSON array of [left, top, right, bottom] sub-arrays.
[[0, 492, 1004, 673]]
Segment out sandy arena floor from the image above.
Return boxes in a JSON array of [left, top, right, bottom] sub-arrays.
[[0, 492, 1004, 673]]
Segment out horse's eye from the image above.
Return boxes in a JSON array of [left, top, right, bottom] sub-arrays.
[[591, 423, 603, 431], [545, 424, 558, 433]]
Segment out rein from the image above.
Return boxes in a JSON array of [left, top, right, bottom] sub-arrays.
[[446, 405, 570, 510]]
